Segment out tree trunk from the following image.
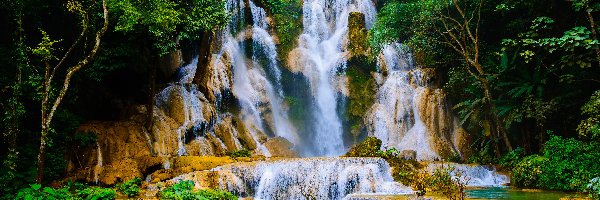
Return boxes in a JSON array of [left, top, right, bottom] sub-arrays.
[[480, 77, 513, 153], [36, 125, 48, 183], [586, 10, 600, 67]]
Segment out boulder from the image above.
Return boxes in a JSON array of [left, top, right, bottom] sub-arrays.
[[400, 150, 417, 161], [264, 137, 298, 157]]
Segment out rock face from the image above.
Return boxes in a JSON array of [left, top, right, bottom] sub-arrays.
[[264, 137, 298, 157], [400, 150, 417, 161], [365, 43, 468, 161], [66, 121, 162, 185]]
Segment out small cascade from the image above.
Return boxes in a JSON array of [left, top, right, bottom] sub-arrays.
[[172, 157, 412, 199], [367, 43, 460, 160], [94, 142, 103, 185], [153, 59, 207, 156], [427, 163, 510, 187]]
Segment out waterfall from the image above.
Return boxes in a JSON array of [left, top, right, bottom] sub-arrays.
[[94, 142, 103, 185], [288, 0, 376, 156], [427, 163, 510, 187], [367, 43, 461, 160], [171, 157, 412, 199]]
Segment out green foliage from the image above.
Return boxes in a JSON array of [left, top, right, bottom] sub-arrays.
[[511, 136, 600, 191], [587, 177, 600, 200], [261, 0, 303, 59], [115, 177, 142, 197], [344, 137, 382, 157], [429, 165, 468, 200], [30, 30, 61, 62], [579, 90, 600, 141], [377, 147, 401, 159], [159, 180, 237, 200], [109, 0, 230, 54], [499, 147, 524, 169], [75, 187, 117, 200], [15, 184, 71, 200], [346, 56, 377, 141], [13, 182, 118, 200], [539, 135, 600, 191], [226, 149, 251, 158], [512, 155, 548, 188]]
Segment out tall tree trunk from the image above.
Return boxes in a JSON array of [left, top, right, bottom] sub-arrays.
[[480, 77, 513, 153], [36, 0, 108, 184], [586, 9, 600, 67]]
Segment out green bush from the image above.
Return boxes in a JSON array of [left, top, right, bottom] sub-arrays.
[[116, 177, 142, 197], [227, 149, 251, 158], [429, 165, 468, 200], [512, 155, 548, 188], [499, 147, 525, 169], [15, 184, 71, 200], [14, 182, 117, 200], [345, 137, 382, 157], [538, 135, 600, 191], [511, 136, 600, 191], [75, 187, 117, 200], [160, 180, 237, 200]]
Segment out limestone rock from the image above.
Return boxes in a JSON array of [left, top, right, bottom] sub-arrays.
[[400, 150, 417, 161], [158, 50, 183, 79], [264, 137, 298, 157]]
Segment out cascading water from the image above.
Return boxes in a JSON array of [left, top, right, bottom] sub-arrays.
[[94, 142, 103, 185], [367, 43, 460, 160], [288, 0, 376, 156], [427, 163, 510, 187], [171, 157, 412, 199]]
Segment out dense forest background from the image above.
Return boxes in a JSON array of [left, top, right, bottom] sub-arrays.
[[1, 0, 600, 198]]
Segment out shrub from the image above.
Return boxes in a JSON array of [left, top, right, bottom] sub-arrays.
[[499, 147, 525, 169], [116, 177, 142, 197], [512, 155, 548, 188], [226, 149, 251, 158], [15, 184, 71, 200], [76, 187, 117, 200], [429, 165, 469, 200], [160, 180, 237, 200], [539, 135, 600, 191], [345, 137, 382, 157]]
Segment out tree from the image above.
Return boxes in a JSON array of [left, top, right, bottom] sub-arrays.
[[32, 0, 109, 183], [432, 0, 513, 153]]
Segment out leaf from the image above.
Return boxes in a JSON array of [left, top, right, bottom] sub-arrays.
[[31, 184, 42, 190]]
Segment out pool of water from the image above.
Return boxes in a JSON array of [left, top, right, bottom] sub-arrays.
[[466, 187, 583, 199]]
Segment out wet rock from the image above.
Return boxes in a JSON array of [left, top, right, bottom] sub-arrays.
[[158, 50, 183, 80], [264, 137, 298, 157], [400, 150, 417, 161]]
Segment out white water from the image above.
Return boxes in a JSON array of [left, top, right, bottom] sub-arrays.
[[153, 59, 205, 156], [289, 0, 376, 156], [198, 157, 412, 199], [367, 44, 441, 160], [94, 142, 103, 185], [428, 163, 510, 187]]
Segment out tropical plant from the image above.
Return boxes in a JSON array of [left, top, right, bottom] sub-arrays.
[[116, 177, 142, 197]]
